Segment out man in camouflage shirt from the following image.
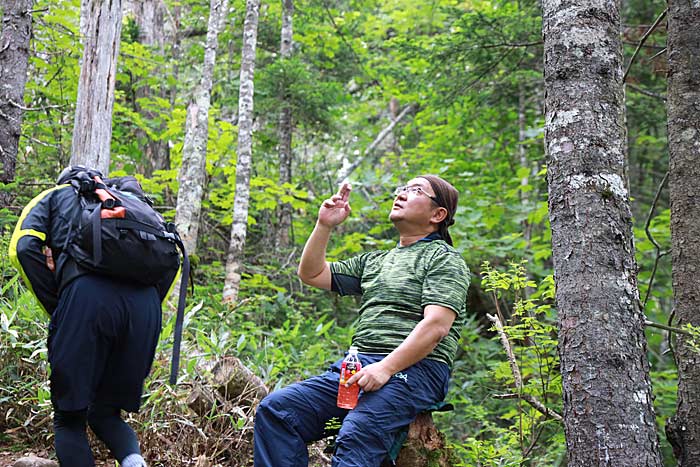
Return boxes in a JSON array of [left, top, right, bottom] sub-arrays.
[[254, 175, 470, 467]]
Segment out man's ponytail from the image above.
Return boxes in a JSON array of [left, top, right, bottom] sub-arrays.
[[419, 175, 459, 246]]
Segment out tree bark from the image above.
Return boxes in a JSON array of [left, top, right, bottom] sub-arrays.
[[70, 0, 123, 175], [132, 0, 170, 176], [222, 0, 260, 304], [0, 0, 33, 208], [665, 2, 700, 466], [393, 413, 452, 467], [174, 0, 229, 256], [275, 0, 294, 249], [542, 1, 663, 465]]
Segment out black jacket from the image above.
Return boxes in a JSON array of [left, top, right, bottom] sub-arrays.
[[9, 184, 174, 314]]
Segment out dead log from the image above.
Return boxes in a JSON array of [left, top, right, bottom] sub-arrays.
[[210, 356, 269, 406], [187, 356, 269, 418], [186, 384, 217, 417]]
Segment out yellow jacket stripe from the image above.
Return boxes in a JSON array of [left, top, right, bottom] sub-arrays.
[[8, 185, 70, 313]]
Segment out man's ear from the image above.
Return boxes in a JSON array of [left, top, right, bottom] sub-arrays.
[[430, 207, 448, 225]]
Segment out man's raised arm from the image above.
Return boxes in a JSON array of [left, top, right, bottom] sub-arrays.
[[297, 183, 351, 290]]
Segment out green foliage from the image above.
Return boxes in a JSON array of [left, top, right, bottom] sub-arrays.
[[445, 261, 564, 466], [0, 235, 52, 444], [3, 0, 684, 463]]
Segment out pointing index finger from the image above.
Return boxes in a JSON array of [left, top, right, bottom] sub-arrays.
[[338, 182, 351, 203]]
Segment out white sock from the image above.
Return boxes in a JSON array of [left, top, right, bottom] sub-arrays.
[[121, 454, 148, 467]]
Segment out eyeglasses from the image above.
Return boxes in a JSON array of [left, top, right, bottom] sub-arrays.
[[393, 185, 439, 204]]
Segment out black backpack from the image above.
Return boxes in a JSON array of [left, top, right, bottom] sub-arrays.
[[58, 166, 190, 385]]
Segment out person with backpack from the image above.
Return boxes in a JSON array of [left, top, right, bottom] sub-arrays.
[[253, 175, 470, 466], [8, 166, 183, 467]]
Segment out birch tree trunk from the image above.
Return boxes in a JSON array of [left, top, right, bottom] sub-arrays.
[[222, 0, 260, 304], [174, 0, 229, 256], [70, 0, 123, 175], [0, 0, 33, 208], [665, 2, 700, 465], [275, 0, 294, 249], [542, 1, 663, 465], [132, 0, 170, 175]]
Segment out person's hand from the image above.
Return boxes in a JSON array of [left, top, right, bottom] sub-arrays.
[[345, 361, 393, 392], [43, 246, 55, 272], [318, 183, 351, 228]]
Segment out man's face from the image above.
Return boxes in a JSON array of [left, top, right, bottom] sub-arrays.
[[389, 177, 439, 224]]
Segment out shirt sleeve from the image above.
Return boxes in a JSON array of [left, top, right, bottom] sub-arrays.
[[421, 249, 470, 316], [329, 252, 374, 296], [9, 187, 61, 314]]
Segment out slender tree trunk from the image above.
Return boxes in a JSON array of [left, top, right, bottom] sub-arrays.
[[275, 0, 294, 249], [222, 0, 260, 304], [70, 0, 123, 175], [174, 0, 229, 256], [0, 0, 33, 208], [542, 1, 663, 466], [132, 0, 170, 176], [665, 2, 700, 465]]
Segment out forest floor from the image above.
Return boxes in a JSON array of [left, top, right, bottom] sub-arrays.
[[0, 438, 330, 466], [0, 450, 113, 467]]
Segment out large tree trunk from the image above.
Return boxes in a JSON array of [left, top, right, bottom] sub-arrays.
[[665, 2, 700, 465], [222, 0, 260, 304], [0, 0, 33, 208], [132, 0, 170, 176], [70, 0, 123, 175], [174, 0, 229, 256], [275, 0, 294, 249], [542, 1, 663, 465]]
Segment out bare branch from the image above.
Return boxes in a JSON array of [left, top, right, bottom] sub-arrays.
[[627, 83, 666, 102], [336, 104, 416, 184], [623, 8, 668, 82], [9, 100, 69, 112], [487, 314, 563, 422], [644, 319, 692, 336], [493, 393, 563, 422], [649, 48, 667, 61], [487, 313, 522, 387], [483, 41, 542, 49], [642, 171, 669, 307]]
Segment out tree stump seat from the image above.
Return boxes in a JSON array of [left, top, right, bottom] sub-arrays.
[[323, 401, 454, 467]]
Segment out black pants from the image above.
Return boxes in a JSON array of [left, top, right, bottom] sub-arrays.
[[48, 274, 161, 465], [54, 404, 140, 466]]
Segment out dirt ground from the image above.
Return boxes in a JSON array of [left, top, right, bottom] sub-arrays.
[[0, 451, 114, 467]]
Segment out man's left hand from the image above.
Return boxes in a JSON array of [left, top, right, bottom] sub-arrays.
[[345, 362, 394, 392]]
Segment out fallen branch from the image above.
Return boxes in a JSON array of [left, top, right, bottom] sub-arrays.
[[336, 104, 416, 184], [487, 313, 562, 422]]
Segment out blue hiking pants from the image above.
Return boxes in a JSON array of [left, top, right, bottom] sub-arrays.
[[253, 354, 450, 467]]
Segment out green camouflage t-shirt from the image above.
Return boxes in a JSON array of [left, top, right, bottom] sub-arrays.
[[330, 235, 470, 368]]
